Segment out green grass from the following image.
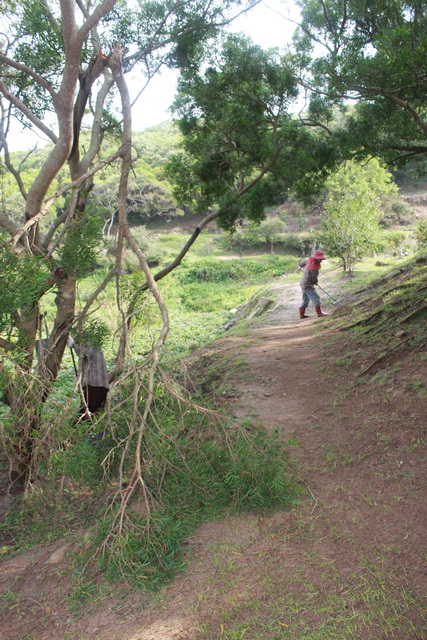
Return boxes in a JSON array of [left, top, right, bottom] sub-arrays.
[[0, 478, 105, 555], [77, 419, 302, 592], [115, 249, 297, 360], [154, 232, 220, 259], [194, 557, 425, 640]]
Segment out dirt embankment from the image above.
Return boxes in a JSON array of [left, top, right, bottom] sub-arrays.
[[1, 276, 426, 640]]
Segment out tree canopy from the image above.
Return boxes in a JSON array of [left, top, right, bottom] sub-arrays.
[[292, 0, 427, 169], [167, 34, 338, 232]]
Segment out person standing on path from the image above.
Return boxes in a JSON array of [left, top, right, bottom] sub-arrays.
[[299, 249, 329, 318]]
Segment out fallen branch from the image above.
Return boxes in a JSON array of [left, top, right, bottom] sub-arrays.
[[305, 482, 318, 515]]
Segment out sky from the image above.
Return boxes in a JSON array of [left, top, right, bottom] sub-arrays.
[[130, 0, 299, 132], [7, 0, 300, 152]]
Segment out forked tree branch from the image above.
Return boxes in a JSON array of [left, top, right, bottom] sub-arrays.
[[11, 149, 122, 248]]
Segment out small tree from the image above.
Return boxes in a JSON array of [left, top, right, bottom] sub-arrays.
[[257, 219, 287, 254], [415, 219, 427, 249], [321, 160, 397, 273]]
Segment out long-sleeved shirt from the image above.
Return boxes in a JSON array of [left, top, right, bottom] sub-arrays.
[[300, 267, 319, 289]]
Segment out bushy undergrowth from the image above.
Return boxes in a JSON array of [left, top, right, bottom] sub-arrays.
[[218, 231, 315, 255], [2, 369, 301, 594], [175, 281, 259, 314], [165, 256, 296, 321], [179, 256, 296, 284], [82, 400, 301, 591], [375, 229, 409, 255], [0, 471, 104, 552]]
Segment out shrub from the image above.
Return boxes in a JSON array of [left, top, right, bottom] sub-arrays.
[[179, 282, 238, 311], [218, 230, 315, 255], [280, 232, 317, 255], [179, 257, 297, 286], [180, 261, 246, 283], [375, 230, 407, 254], [415, 219, 427, 248], [391, 199, 413, 220]]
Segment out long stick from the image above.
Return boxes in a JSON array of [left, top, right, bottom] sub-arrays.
[[317, 285, 337, 303], [70, 347, 78, 376]]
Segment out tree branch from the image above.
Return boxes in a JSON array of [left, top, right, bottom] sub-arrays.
[[42, 212, 68, 250], [11, 149, 122, 248], [0, 53, 56, 97], [0, 106, 28, 200], [109, 42, 133, 379], [60, 0, 78, 51], [74, 267, 117, 327], [0, 337, 16, 351], [78, 0, 117, 44], [298, 118, 332, 135], [68, 51, 110, 169], [77, 70, 115, 175], [390, 145, 427, 153], [237, 145, 282, 197], [388, 95, 427, 136], [0, 80, 57, 143], [139, 210, 220, 292]]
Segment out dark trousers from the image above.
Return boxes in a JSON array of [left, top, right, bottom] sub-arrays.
[[79, 385, 108, 417]]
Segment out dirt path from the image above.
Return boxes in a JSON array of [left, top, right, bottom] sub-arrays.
[[1, 280, 426, 639]]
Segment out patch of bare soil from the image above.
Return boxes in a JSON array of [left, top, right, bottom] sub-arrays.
[[1, 278, 426, 640]]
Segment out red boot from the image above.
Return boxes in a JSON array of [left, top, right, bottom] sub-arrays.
[[299, 306, 310, 319], [315, 305, 329, 317]]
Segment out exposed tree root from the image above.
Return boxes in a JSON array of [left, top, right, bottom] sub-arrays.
[[357, 336, 412, 377], [340, 307, 386, 330], [399, 302, 427, 324]]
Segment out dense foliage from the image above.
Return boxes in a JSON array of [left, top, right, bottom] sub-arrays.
[[292, 0, 427, 171], [321, 160, 398, 272], [168, 35, 339, 231]]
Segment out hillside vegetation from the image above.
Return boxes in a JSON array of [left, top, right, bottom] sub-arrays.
[[0, 249, 426, 639], [1, 2, 427, 637]]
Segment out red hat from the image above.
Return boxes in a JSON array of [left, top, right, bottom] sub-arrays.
[[311, 250, 326, 260]]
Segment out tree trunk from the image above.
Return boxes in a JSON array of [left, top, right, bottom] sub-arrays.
[[42, 275, 76, 391]]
